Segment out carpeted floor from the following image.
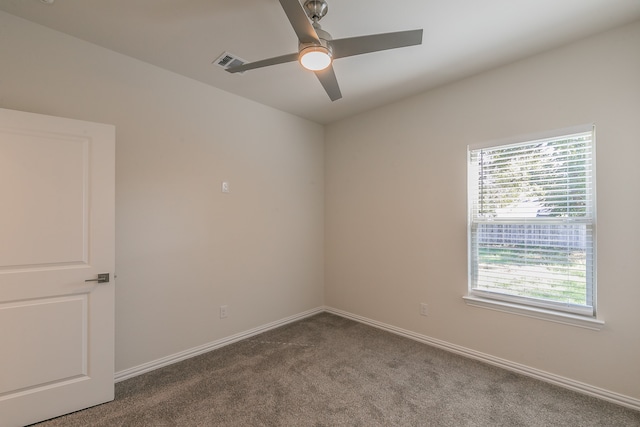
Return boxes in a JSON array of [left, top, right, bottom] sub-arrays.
[[34, 312, 640, 426]]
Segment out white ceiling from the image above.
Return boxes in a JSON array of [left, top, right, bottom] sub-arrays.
[[2, 0, 640, 124]]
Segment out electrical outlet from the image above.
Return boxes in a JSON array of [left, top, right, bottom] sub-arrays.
[[220, 305, 228, 319], [221, 181, 230, 193], [420, 303, 428, 316]]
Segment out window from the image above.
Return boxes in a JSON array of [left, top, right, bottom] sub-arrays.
[[467, 125, 596, 318]]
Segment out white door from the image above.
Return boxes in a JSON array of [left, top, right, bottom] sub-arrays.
[[0, 108, 115, 427]]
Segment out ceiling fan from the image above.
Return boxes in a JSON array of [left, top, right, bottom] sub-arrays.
[[225, 0, 423, 101]]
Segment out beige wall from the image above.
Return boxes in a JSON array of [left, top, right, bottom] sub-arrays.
[[325, 20, 640, 400], [0, 11, 325, 372]]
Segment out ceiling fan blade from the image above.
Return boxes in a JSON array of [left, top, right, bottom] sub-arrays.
[[331, 29, 423, 59], [279, 0, 320, 44], [314, 65, 342, 101], [226, 52, 299, 73]]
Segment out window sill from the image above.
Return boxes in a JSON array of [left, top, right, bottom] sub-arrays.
[[462, 296, 605, 331]]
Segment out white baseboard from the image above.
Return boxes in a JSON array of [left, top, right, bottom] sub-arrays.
[[114, 307, 324, 383], [324, 306, 640, 412]]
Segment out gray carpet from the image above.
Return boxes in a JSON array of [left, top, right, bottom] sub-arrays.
[[34, 313, 640, 426]]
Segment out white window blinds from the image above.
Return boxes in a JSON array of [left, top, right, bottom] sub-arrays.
[[468, 127, 595, 316]]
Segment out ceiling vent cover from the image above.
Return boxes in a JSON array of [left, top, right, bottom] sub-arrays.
[[214, 52, 247, 74]]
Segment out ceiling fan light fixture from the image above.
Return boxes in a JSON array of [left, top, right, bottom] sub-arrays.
[[299, 46, 332, 71]]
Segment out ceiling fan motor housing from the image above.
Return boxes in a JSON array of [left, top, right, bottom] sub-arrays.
[[299, 39, 332, 57], [299, 21, 333, 52], [299, 18, 333, 71]]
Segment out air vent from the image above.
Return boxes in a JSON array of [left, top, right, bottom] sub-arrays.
[[214, 51, 247, 74]]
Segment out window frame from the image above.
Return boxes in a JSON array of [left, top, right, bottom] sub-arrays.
[[465, 125, 600, 327]]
